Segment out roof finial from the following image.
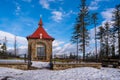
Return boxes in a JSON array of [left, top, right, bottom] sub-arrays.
[[38, 15, 43, 27]]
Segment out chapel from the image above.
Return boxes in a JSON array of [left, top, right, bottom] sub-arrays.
[[26, 18, 54, 61]]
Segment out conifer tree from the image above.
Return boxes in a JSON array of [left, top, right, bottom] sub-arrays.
[[104, 22, 110, 59], [112, 4, 120, 59], [97, 26, 105, 60], [71, 24, 80, 61], [109, 28, 116, 57], [71, 0, 90, 61], [91, 13, 98, 61]]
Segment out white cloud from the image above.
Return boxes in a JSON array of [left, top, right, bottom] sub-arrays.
[[39, 0, 61, 10], [0, 30, 28, 50], [89, 0, 100, 10], [51, 11, 63, 22], [53, 40, 64, 47], [53, 42, 76, 55], [39, 0, 50, 9], [14, 1, 21, 16], [65, 10, 77, 16], [89, 0, 109, 10], [15, 6, 21, 15], [89, 6, 98, 10], [101, 8, 114, 21], [0, 30, 28, 55], [52, 40, 76, 55]]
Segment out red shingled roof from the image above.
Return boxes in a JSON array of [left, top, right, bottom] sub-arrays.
[[27, 18, 54, 40]]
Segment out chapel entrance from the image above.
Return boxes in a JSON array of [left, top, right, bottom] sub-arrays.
[[37, 45, 46, 60]]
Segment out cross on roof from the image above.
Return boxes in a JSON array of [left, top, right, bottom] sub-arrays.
[[40, 33, 42, 39]]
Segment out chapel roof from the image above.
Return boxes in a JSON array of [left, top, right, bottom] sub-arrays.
[[27, 18, 54, 40]]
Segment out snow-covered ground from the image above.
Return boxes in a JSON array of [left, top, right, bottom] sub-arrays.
[[0, 59, 25, 63], [31, 61, 50, 68], [0, 61, 120, 80], [0, 66, 120, 80]]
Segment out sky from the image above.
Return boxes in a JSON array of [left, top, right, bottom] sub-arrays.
[[0, 0, 120, 55]]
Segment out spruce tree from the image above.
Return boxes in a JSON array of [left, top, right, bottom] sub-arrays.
[[71, 0, 90, 61], [91, 13, 98, 61], [109, 28, 116, 58], [97, 26, 105, 60], [112, 4, 120, 59], [104, 22, 110, 59], [71, 23, 80, 61]]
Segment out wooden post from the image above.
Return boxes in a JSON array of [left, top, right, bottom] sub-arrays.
[[24, 54, 27, 63], [28, 43, 32, 69], [49, 54, 53, 69]]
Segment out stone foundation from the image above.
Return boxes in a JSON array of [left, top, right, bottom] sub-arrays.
[[53, 63, 102, 70], [0, 63, 28, 70]]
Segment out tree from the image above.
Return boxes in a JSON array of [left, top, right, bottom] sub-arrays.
[[14, 36, 17, 56], [91, 13, 98, 61], [97, 26, 105, 61], [1, 37, 7, 54], [112, 4, 120, 59], [1, 42, 7, 54], [71, 23, 80, 61], [104, 22, 110, 59], [109, 28, 116, 58], [71, 0, 90, 61], [77, 0, 90, 61]]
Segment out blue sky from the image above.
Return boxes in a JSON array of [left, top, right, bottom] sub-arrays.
[[0, 0, 120, 54]]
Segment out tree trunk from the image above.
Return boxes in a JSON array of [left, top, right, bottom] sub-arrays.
[[118, 30, 120, 59], [94, 20, 98, 62], [77, 38, 79, 62]]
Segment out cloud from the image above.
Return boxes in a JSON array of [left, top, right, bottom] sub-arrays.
[[89, 0, 109, 10], [101, 8, 114, 21], [0, 30, 28, 55], [53, 40, 64, 47], [39, 0, 63, 10], [89, 0, 100, 10], [52, 40, 76, 55], [13, 1, 21, 16], [15, 6, 21, 15], [65, 10, 77, 16], [39, 0, 50, 9], [53, 41, 76, 55], [0, 30, 28, 50], [89, 6, 99, 10], [51, 11, 63, 22]]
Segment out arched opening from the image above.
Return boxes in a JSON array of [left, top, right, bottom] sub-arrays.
[[36, 43, 46, 60]]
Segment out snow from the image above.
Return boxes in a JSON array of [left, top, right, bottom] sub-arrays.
[[0, 59, 25, 63], [0, 59, 50, 68], [31, 61, 50, 68], [0, 66, 120, 80], [0, 61, 120, 80]]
